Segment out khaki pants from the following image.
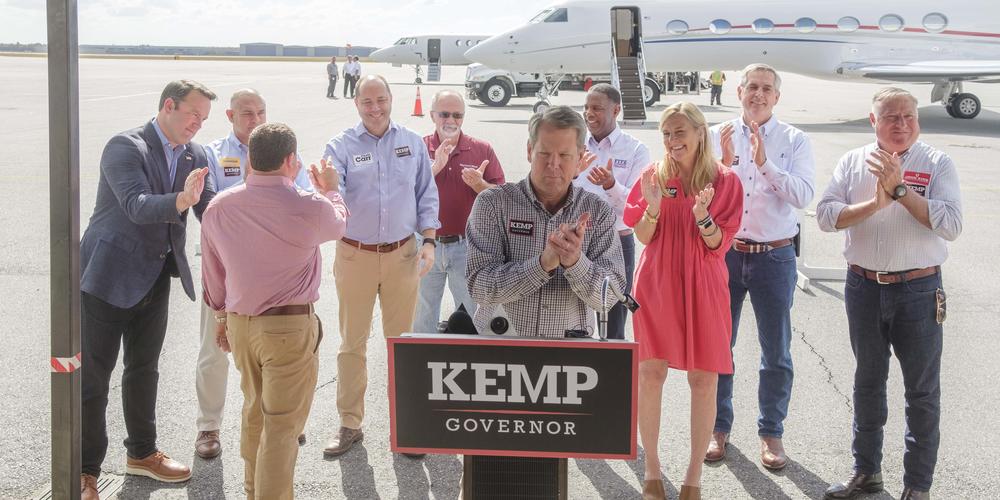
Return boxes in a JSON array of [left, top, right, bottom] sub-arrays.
[[197, 302, 229, 431], [334, 238, 421, 429], [227, 311, 320, 500]]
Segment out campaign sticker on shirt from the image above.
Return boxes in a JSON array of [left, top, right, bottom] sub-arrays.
[[613, 158, 628, 169], [662, 186, 678, 198], [732, 155, 740, 166], [904, 170, 931, 197], [394, 146, 412, 158], [353, 152, 374, 166], [221, 157, 241, 177], [508, 219, 534, 236]]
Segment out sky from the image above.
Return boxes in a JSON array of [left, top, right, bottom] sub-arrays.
[[0, 0, 548, 48]]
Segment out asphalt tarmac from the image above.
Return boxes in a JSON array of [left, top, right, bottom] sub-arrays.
[[1, 56, 999, 499]]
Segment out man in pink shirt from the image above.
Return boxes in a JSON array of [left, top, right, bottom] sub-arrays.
[[201, 123, 349, 499]]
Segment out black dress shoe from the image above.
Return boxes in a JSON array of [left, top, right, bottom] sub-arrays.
[[824, 471, 883, 499], [900, 487, 930, 500]]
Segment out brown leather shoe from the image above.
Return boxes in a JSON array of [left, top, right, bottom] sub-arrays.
[[705, 431, 728, 462], [760, 436, 788, 470], [125, 450, 191, 483], [298, 433, 306, 446], [900, 487, 930, 500], [642, 479, 666, 500], [323, 426, 363, 458], [195, 430, 221, 459], [81, 473, 99, 500], [679, 485, 701, 500], [824, 471, 883, 499]]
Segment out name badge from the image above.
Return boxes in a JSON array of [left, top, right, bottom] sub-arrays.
[[353, 152, 374, 165], [732, 155, 740, 166], [508, 219, 534, 236], [663, 187, 678, 198], [613, 158, 628, 169], [394, 146, 412, 158], [221, 157, 241, 177], [904, 170, 931, 197]]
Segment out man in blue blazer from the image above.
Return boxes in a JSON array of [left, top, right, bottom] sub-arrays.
[[79, 80, 217, 498]]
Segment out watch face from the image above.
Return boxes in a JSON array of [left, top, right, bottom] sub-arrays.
[[894, 184, 907, 199]]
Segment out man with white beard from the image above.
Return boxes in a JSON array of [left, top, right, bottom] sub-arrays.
[[413, 90, 506, 334]]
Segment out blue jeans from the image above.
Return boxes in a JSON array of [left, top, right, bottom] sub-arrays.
[[716, 244, 797, 437], [414, 239, 477, 334], [606, 233, 635, 340], [845, 269, 942, 491]]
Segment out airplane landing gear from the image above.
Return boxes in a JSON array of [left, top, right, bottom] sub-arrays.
[[414, 65, 423, 85], [935, 81, 982, 119], [532, 100, 551, 114], [533, 74, 566, 114]]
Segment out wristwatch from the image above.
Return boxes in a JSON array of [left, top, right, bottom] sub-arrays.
[[422, 237, 438, 247], [891, 184, 907, 200]]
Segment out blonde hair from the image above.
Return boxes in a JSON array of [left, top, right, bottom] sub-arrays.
[[657, 101, 718, 196], [872, 87, 918, 115]]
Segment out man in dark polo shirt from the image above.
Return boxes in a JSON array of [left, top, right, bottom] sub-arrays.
[[414, 90, 505, 334]]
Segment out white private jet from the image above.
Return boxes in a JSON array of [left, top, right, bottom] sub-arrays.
[[369, 34, 490, 83], [465, 0, 1000, 119]]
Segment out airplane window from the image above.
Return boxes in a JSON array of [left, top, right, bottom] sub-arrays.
[[922, 12, 948, 33], [394, 38, 406, 45], [455, 40, 462, 46], [752, 18, 774, 34], [667, 20, 689, 35], [795, 17, 817, 33], [837, 16, 860, 32], [544, 8, 568, 22], [530, 8, 553, 24], [709, 19, 731, 35], [466, 40, 473, 46], [879, 14, 904, 32]]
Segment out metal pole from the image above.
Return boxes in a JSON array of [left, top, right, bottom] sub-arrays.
[[47, 1, 82, 498]]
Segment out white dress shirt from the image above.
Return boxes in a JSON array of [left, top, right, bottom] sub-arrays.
[[572, 127, 652, 232], [817, 141, 962, 271], [205, 132, 313, 192], [710, 116, 815, 242]]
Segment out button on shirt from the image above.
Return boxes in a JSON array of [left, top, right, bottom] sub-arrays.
[[324, 122, 440, 243], [425, 132, 505, 236], [465, 179, 626, 338], [816, 141, 962, 271], [573, 127, 651, 232], [205, 132, 313, 192], [710, 117, 815, 242], [201, 174, 350, 316]]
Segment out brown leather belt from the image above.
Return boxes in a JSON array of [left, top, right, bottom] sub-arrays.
[[849, 265, 940, 285], [259, 304, 313, 316], [732, 238, 793, 254], [341, 235, 412, 253], [436, 234, 463, 244]]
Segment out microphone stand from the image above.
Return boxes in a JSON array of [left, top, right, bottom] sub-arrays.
[[599, 275, 640, 342]]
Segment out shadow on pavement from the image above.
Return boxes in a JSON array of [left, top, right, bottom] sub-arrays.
[[336, 443, 380, 499]]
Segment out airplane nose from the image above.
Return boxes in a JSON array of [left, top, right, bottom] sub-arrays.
[[465, 36, 505, 67], [369, 47, 393, 62]]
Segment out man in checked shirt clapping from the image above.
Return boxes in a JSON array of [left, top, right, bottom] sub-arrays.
[[465, 105, 626, 338]]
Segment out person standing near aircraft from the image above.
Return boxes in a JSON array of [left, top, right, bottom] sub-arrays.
[[413, 90, 505, 334], [574, 83, 650, 340], [321, 75, 439, 458], [326, 57, 339, 99], [342, 58, 355, 98], [818, 88, 962, 500], [80, 80, 216, 499], [706, 63, 815, 470], [709, 70, 725, 105], [625, 101, 743, 500]]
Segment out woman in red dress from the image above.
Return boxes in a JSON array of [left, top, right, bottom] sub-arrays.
[[624, 102, 743, 500]]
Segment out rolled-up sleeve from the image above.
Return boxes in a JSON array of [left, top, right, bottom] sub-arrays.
[[817, 154, 851, 232], [927, 156, 963, 241], [466, 191, 551, 305], [200, 206, 226, 311]]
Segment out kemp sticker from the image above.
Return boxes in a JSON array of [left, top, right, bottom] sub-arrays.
[[613, 158, 628, 169], [508, 220, 534, 236], [353, 152, 374, 165], [221, 157, 241, 177], [904, 171, 931, 197], [395, 146, 412, 158]]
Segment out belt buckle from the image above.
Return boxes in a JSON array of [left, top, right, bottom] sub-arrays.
[[875, 271, 892, 285], [376, 242, 394, 253]]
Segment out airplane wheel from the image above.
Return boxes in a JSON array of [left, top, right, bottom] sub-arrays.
[[950, 93, 981, 119], [532, 100, 550, 114], [643, 78, 660, 107], [945, 103, 958, 118], [415, 77, 422, 84], [480, 78, 512, 107]]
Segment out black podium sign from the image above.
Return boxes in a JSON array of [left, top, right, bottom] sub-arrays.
[[388, 334, 637, 459]]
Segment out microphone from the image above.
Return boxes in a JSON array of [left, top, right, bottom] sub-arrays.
[[443, 304, 478, 335]]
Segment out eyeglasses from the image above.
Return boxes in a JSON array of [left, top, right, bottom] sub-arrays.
[[935, 288, 947, 324], [434, 111, 464, 119]]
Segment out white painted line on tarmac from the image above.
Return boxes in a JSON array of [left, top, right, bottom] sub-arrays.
[[82, 81, 252, 102]]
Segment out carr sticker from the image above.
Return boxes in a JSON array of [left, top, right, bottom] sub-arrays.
[[353, 153, 374, 165], [508, 219, 534, 236]]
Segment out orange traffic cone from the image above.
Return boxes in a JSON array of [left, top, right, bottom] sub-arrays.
[[412, 87, 424, 117]]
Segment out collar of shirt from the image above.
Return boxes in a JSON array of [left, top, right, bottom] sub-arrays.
[[245, 173, 295, 189], [739, 115, 773, 138], [151, 118, 186, 155], [225, 131, 248, 154], [351, 120, 400, 141], [521, 178, 578, 215], [428, 131, 473, 155], [587, 126, 623, 150]]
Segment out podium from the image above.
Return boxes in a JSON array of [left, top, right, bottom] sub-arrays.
[[388, 334, 638, 499]]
